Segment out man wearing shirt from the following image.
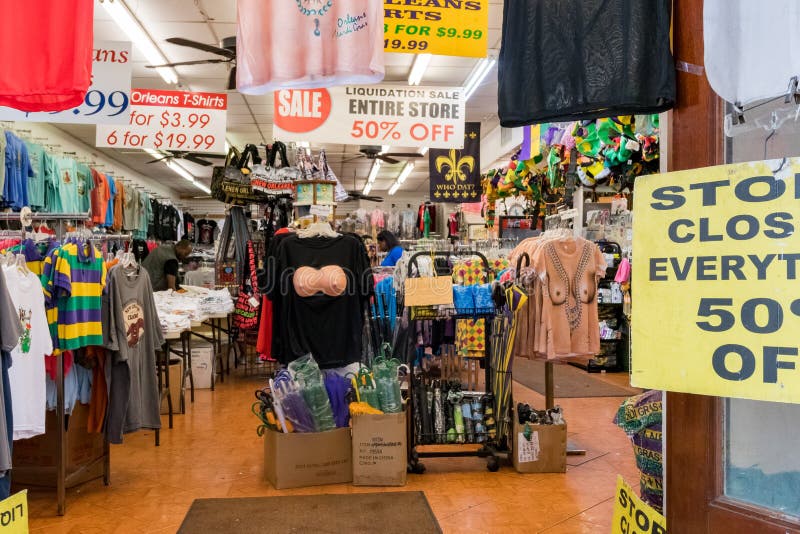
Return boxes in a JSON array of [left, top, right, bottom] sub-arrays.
[[142, 240, 193, 291]]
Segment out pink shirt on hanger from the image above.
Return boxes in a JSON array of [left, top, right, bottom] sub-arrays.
[[236, 0, 384, 93]]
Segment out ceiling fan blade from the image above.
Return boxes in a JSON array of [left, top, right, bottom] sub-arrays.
[[227, 65, 237, 91], [166, 37, 236, 59], [189, 153, 226, 159], [377, 155, 401, 164], [361, 195, 384, 202], [183, 154, 214, 167], [146, 156, 172, 164], [386, 152, 424, 158], [146, 58, 230, 68]]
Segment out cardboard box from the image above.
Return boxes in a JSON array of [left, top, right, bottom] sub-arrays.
[[160, 359, 184, 415], [352, 412, 407, 486], [189, 342, 213, 389], [263, 427, 352, 489], [512, 416, 567, 473], [12, 403, 105, 488]]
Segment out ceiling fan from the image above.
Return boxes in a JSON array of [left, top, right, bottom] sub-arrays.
[[344, 145, 424, 165], [343, 170, 383, 203], [147, 36, 237, 90], [146, 150, 226, 167]]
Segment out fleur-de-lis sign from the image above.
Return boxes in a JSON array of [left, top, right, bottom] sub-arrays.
[[435, 149, 476, 183]]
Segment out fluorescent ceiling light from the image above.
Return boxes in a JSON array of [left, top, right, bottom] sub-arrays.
[[397, 162, 414, 185], [463, 57, 496, 101], [101, 0, 179, 84], [367, 160, 381, 183], [408, 53, 432, 86], [380, 145, 390, 154], [389, 162, 415, 196], [363, 182, 373, 196], [143, 148, 162, 159], [193, 181, 211, 194], [166, 160, 196, 183], [418, 147, 429, 156]]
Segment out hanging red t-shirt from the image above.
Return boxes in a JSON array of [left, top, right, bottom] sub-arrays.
[[0, 0, 93, 112]]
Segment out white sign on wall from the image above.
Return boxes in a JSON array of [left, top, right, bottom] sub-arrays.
[[273, 85, 465, 149], [96, 88, 227, 154], [0, 41, 132, 125]]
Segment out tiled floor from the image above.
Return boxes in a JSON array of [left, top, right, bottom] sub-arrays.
[[24, 365, 640, 533]]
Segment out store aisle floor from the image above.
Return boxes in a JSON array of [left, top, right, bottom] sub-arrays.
[[26, 367, 638, 533]]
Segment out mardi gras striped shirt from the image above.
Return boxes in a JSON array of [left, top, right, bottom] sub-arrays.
[[42, 242, 106, 351]]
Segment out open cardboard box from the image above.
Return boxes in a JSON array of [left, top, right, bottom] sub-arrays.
[[512, 414, 567, 474]]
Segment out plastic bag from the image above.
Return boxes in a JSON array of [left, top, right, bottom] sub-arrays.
[[373, 358, 403, 414], [324, 371, 352, 428], [472, 283, 495, 311], [271, 370, 315, 433], [289, 355, 336, 432], [453, 285, 474, 314]]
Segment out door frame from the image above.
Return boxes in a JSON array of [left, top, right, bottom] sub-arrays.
[[667, 0, 800, 531]]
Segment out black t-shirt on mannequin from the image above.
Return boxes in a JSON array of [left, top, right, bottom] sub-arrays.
[[268, 233, 373, 368]]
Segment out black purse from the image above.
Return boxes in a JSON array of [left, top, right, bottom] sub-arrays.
[[210, 144, 268, 205]]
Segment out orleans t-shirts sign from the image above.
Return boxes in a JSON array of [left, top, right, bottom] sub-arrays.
[[273, 85, 465, 149]]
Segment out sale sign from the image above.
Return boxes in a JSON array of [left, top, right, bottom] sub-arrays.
[[384, 0, 488, 58], [0, 41, 132, 124], [96, 89, 226, 153], [273, 85, 464, 149], [611, 476, 666, 534], [633, 159, 800, 404]]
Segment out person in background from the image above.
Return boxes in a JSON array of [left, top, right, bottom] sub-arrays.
[[142, 239, 193, 291], [377, 230, 403, 267]]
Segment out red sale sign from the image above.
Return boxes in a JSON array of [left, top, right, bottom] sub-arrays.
[[273, 85, 465, 149], [96, 88, 227, 153]]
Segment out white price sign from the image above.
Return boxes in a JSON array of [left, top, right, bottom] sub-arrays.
[[96, 88, 227, 153], [273, 85, 465, 149], [0, 41, 132, 124]]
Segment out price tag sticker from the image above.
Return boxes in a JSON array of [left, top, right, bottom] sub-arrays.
[[96, 88, 227, 154], [248, 296, 260, 309]]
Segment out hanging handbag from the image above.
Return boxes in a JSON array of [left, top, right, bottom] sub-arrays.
[[318, 149, 351, 202], [210, 144, 268, 205], [265, 141, 298, 197], [233, 240, 261, 330], [404, 252, 454, 307]]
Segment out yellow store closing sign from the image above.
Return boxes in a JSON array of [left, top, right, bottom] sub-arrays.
[[611, 476, 666, 534], [0, 490, 29, 533], [383, 1, 488, 58], [633, 159, 800, 403]]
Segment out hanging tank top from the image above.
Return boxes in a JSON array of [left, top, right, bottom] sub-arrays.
[[236, 0, 384, 94]]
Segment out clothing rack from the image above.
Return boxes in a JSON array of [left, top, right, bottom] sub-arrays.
[[6, 211, 104, 515]]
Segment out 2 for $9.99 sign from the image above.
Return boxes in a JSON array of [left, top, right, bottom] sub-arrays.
[[633, 160, 800, 403]]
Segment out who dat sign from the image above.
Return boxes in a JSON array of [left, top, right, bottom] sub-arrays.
[[273, 85, 465, 149], [633, 159, 800, 404]]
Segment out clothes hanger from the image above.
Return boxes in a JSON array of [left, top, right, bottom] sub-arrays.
[[298, 219, 339, 238]]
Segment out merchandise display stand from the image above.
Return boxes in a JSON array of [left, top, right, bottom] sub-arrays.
[[2, 212, 111, 516], [405, 251, 508, 474], [515, 253, 586, 457]]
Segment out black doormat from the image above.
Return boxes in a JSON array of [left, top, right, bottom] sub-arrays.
[[178, 491, 442, 534], [514, 358, 640, 398]]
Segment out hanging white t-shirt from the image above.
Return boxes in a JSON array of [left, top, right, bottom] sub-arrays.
[[705, 0, 800, 105], [2, 265, 52, 440], [236, 0, 384, 93]]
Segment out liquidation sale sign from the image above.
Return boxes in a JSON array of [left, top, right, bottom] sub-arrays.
[[273, 85, 465, 149], [633, 159, 800, 403]]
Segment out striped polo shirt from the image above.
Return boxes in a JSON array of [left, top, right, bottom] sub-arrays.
[[42, 242, 106, 350]]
